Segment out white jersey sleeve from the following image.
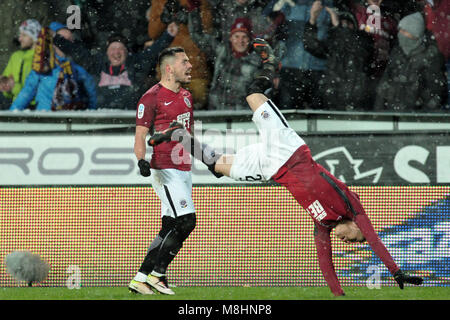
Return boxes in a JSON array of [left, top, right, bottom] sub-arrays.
[[229, 100, 305, 182]]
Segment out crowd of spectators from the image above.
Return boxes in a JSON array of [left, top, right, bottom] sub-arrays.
[[0, 0, 448, 113]]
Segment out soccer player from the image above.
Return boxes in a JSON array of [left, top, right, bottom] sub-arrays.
[[128, 47, 196, 295], [149, 39, 424, 296]]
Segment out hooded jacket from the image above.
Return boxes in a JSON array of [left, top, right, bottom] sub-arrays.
[[2, 48, 34, 102], [374, 34, 447, 112]]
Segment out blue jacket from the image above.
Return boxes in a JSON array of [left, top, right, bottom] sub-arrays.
[[10, 55, 97, 111], [265, 0, 332, 70]]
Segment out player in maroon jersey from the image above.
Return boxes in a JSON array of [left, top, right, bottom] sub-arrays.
[[149, 39, 424, 296], [128, 47, 197, 295]]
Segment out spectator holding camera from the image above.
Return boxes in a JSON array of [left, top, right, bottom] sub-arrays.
[[303, 2, 374, 110], [0, 19, 41, 109], [9, 25, 97, 112], [148, 0, 213, 110], [374, 12, 447, 112], [53, 21, 178, 110]]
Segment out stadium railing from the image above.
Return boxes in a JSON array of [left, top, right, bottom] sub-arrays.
[[0, 109, 449, 133]]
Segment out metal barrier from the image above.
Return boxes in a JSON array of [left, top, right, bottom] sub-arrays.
[[1, 109, 450, 133]]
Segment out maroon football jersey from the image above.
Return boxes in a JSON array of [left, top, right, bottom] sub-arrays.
[[272, 145, 363, 227], [136, 83, 193, 171]]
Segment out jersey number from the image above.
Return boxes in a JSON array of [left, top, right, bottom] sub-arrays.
[[307, 200, 327, 221], [239, 175, 263, 181]]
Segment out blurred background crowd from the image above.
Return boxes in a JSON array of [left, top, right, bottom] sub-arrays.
[[0, 0, 448, 113]]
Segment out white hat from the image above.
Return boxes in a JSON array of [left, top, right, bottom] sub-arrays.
[[19, 19, 42, 42]]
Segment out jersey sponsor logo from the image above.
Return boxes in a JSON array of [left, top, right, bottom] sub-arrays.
[[184, 97, 192, 108], [164, 101, 173, 106], [261, 110, 270, 119], [137, 104, 145, 119], [307, 200, 327, 221], [177, 112, 191, 129]]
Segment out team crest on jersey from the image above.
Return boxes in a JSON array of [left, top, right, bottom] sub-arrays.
[[138, 104, 145, 119], [180, 199, 188, 209], [261, 110, 270, 119], [184, 97, 192, 108]]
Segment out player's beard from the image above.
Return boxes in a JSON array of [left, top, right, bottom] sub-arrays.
[[174, 70, 192, 86], [177, 76, 191, 86]]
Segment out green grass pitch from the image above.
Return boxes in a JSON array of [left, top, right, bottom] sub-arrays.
[[0, 286, 448, 300]]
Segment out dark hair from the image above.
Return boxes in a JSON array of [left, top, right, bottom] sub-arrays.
[[106, 34, 128, 50], [158, 46, 185, 67]]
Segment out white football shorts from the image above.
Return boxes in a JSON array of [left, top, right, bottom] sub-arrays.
[[149, 168, 195, 218], [229, 99, 305, 182]]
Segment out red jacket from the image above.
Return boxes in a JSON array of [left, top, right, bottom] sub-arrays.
[[424, 0, 450, 60]]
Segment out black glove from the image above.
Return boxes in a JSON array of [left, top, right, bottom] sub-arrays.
[[138, 159, 151, 177], [252, 38, 280, 74], [248, 38, 280, 96], [394, 270, 423, 289]]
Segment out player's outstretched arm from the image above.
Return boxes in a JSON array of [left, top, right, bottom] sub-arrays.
[[245, 93, 269, 113], [352, 212, 423, 289], [314, 223, 345, 296], [148, 122, 225, 178], [245, 38, 279, 104]]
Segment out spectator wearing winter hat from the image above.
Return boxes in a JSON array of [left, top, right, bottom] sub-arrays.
[[49, 22, 74, 42], [48, 21, 97, 109], [0, 19, 41, 109], [374, 12, 447, 112], [10, 27, 97, 112], [53, 22, 179, 110], [189, 13, 265, 110]]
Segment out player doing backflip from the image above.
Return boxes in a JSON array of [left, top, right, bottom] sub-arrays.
[[149, 39, 424, 296]]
